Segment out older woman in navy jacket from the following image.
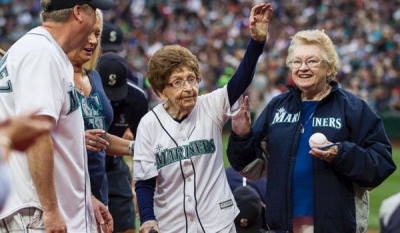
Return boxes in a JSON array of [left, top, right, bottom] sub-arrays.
[[227, 29, 397, 233]]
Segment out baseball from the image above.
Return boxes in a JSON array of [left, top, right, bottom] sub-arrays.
[[309, 132, 327, 148]]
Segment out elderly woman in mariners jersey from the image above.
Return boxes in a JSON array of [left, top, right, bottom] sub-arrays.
[[227, 29, 397, 233], [132, 3, 273, 233]]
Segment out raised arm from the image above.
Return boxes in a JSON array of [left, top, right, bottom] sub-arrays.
[[227, 3, 273, 106]]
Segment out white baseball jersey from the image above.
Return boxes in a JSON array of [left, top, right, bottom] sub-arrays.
[[0, 27, 96, 232], [133, 85, 240, 233]]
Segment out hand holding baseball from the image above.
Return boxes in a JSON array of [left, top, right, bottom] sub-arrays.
[[309, 132, 339, 162]]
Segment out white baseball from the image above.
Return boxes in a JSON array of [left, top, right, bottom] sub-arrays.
[[309, 132, 327, 148]]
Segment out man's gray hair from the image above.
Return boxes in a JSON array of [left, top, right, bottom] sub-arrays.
[[40, 0, 91, 23]]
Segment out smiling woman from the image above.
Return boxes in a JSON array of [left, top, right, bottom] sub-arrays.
[[227, 29, 397, 233]]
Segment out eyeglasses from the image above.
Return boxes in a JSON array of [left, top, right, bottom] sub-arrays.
[[289, 59, 325, 69], [167, 76, 200, 89]]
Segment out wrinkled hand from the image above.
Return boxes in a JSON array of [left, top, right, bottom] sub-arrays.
[[232, 96, 251, 136], [85, 129, 109, 152], [42, 209, 67, 233], [139, 220, 160, 233], [309, 140, 339, 162], [0, 110, 53, 154], [91, 196, 113, 233], [249, 3, 273, 42]]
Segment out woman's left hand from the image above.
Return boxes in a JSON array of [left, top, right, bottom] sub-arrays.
[[249, 3, 273, 42], [85, 129, 109, 152], [309, 141, 339, 162]]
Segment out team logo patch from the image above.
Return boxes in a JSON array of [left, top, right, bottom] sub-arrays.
[[219, 199, 233, 209]]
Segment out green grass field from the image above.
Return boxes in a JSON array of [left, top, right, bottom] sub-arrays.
[[222, 133, 400, 230]]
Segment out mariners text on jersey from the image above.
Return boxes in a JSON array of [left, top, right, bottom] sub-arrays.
[[271, 107, 342, 129], [154, 139, 216, 169]]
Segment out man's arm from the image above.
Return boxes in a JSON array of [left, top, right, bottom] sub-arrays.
[[26, 116, 67, 232]]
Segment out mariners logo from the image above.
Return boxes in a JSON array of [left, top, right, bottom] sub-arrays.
[[271, 107, 342, 129], [154, 139, 216, 169], [271, 107, 300, 125]]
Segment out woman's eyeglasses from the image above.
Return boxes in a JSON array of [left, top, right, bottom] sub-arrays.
[[289, 59, 325, 69], [167, 76, 200, 89]]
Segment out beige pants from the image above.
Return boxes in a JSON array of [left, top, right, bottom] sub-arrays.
[[0, 207, 45, 233], [293, 217, 314, 233]]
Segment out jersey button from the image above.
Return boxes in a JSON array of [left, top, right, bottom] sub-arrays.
[[184, 161, 190, 166], [187, 177, 191, 182], [188, 197, 192, 202], [190, 217, 194, 222]]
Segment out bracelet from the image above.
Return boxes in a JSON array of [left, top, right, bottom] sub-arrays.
[[128, 141, 135, 155], [0, 135, 12, 150]]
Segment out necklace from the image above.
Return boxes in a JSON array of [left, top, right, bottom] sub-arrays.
[[74, 69, 85, 95], [74, 80, 84, 95], [300, 112, 314, 133]]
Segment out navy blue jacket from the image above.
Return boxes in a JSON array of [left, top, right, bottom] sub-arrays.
[[227, 81, 396, 232]]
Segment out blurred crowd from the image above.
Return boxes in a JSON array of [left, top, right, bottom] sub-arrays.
[[1, 0, 400, 115]]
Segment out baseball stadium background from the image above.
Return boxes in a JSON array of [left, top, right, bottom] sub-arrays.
[[1, 0, 399, 231]]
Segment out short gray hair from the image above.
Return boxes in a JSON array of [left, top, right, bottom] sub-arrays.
[[40, 0, 92, 23]]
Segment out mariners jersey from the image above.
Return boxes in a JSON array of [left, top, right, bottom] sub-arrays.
[[0, 27, 96, 232], [134, 85, 240, 233]]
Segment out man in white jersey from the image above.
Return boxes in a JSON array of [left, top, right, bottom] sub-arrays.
[[0, 0, 112, 232]]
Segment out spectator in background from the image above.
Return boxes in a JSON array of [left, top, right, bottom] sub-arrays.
[[101, 22, 146, 92], [380, 192, 400, 233], [0, 0, 112, 232], [389, 86, 400, 112], [98, 52, 148, 233]]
